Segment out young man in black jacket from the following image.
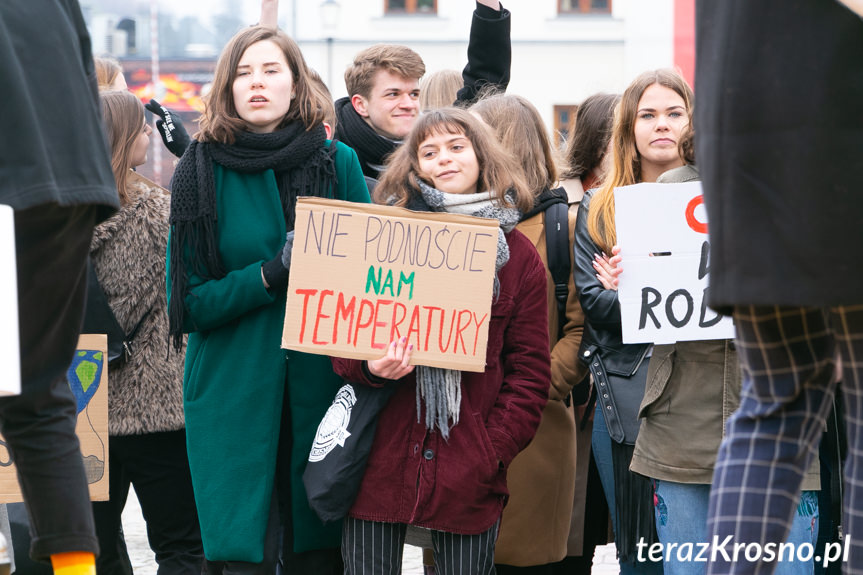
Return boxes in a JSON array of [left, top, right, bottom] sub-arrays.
[[334, 0, 512, 191]]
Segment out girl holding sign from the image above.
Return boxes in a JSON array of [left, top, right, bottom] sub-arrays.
[[166, 26, 370, 574], [331, 107, 551, 575], [628, 136, 821, 575], [573, 68, 694, 574], [576, 70, 820, 575]]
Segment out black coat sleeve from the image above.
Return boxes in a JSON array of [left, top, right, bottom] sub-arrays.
[[455, 2, 511, 105], [572, 196, 623, 333]]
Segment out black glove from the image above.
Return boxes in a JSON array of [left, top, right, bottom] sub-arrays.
[[144, 99, 191, 158], [262, 231, 295, 291]]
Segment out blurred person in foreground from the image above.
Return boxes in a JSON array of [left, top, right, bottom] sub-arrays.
[[695, 1, 863, 574], [0, 1, 119, 573]]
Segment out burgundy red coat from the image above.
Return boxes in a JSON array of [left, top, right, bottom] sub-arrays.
[[331, 228, 550, 534]]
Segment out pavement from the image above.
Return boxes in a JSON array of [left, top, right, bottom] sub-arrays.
[[122, 490, 620, 573]]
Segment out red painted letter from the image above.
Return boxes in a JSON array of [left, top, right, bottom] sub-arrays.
[[294, 289, 318, 343], [685, 195, 708, 234], [312, 290, 334, 345]]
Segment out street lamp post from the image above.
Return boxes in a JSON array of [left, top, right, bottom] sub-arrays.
[[319, 0, 341, 90]]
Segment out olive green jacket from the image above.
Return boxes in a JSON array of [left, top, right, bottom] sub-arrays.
[[630, 165, 819, 490]]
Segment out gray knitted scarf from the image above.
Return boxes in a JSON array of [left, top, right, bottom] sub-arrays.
[[415, 181, 520, 439]]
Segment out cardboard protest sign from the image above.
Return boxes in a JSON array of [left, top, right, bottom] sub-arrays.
[[615, 181, 735, 344], [0, 333, 109, 503], [0, 206, 21, 396], [282, 198, 500, 372]]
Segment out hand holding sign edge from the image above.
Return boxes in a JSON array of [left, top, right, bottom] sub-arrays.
[[368, 336, 415, 380], [593, 245, 623, 291]]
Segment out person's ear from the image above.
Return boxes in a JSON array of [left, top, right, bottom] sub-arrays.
[[351, 94, 370, 118], [323, 122, 333, 139]]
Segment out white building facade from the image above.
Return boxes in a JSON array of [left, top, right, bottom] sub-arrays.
[[285, 0, 682, 140], [85, 0, 691, 146]]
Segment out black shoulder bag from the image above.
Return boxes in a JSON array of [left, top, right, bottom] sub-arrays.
[[81, 257, 148, 367]]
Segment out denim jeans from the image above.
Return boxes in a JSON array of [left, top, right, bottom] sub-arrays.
[[592, 403, 663, 575], [654, 480, 819, 575]]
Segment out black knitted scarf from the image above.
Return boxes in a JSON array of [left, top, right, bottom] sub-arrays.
[[334, 97, 398, 180], [167, 122, 337, 350]]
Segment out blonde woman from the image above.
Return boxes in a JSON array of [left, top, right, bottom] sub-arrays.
[[573, 68, 694, 574], [332, 108, 550, 575]]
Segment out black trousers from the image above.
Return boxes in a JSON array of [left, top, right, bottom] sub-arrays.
[[0, 203, 99, 560], [92, 430, 203, 574]]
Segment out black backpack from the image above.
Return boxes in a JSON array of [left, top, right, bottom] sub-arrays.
[[542, 187, 571, 339]]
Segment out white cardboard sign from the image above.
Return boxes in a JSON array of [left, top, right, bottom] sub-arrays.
[[0, 206, 21, 396], [614, 182, 735, 344]]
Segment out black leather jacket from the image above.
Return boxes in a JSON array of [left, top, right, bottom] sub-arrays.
[[573, 190, 650, 376]]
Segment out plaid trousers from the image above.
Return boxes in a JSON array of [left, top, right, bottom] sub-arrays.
[[707, 305, 863, 575]]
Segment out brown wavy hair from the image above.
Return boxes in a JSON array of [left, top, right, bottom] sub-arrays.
[[375, 107, 532, 213], [561, 92, 620, 181], [197, 26, 325, 143], [587, 69, 693, 254], [471, 93, 558, 196], [100, 90, 145, 204], [308, 68, 336, 131]]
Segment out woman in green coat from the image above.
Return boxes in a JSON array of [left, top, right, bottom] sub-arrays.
[[167, 26, 369, 574]]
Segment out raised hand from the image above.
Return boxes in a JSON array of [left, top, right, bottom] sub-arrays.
[[260, 0, 278, 28], [144, 99, 191, 158]]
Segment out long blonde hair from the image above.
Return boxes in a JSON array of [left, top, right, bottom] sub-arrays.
[[587, 69, 693, 254], [100, 90, 145, 204], [375, 107, 532, 213], [471, 93, 558, 196]]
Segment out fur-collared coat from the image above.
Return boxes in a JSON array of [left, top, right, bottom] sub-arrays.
[[90, 171, 185, 436]]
